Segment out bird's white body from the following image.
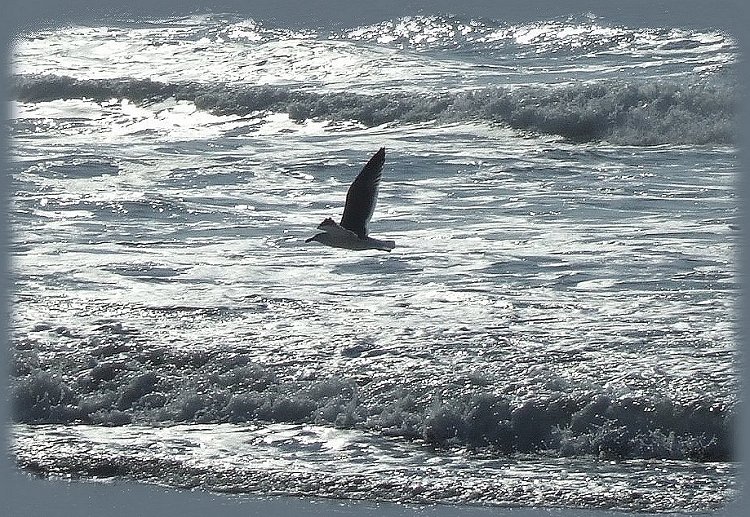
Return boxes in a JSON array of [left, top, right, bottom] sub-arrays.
[[308, 219, 395, 252]]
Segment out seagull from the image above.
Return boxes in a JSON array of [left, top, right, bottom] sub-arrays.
[[306, 147, 395, 252]]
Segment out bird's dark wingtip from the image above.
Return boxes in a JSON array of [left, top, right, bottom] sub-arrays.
[[371, 147, 386, 166]]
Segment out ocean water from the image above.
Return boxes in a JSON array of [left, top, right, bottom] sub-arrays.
[[8, 12, 740, 513]]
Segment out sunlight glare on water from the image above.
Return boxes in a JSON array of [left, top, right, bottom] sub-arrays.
[[8, 12, 740, 513]]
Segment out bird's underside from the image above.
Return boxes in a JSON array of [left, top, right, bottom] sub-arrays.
[[307, 218, 395, 252]]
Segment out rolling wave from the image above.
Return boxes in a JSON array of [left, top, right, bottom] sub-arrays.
[[10, 342, 735, 461], [13, 74, 736, 145]]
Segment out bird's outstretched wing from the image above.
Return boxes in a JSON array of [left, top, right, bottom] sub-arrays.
[[340, 147, 385, 239]]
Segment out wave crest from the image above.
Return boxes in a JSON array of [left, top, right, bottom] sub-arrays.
[[13, 74, 736, 146], [11, 345, 735, 461]]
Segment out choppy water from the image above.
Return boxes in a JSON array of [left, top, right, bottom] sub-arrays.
[[8, 12, 740, 513]]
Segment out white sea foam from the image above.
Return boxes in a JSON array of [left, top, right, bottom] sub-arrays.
[[8, 11, 740, 513]]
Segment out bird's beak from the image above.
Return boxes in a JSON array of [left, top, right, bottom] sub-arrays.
[[305, 236, 315, 243]]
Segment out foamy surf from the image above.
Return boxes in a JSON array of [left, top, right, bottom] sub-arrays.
[[8, 10, 740, 514]]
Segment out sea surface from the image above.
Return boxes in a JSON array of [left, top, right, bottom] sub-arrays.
[[8, 12, 740, 513]]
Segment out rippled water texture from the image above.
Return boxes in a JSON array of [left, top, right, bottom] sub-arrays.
[[9, 12, 740, 513]]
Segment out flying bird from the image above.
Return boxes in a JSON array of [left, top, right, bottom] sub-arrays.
[[306, 147, 395, 252]]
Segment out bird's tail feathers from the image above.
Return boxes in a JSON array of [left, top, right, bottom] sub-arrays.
[[376, 239, 396, 252]]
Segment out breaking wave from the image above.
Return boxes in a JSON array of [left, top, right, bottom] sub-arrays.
[[341, 14, 734, 56], [13, 74, 735, 146], [94, 13, 735, 57], [10, 341, 735, 462]]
